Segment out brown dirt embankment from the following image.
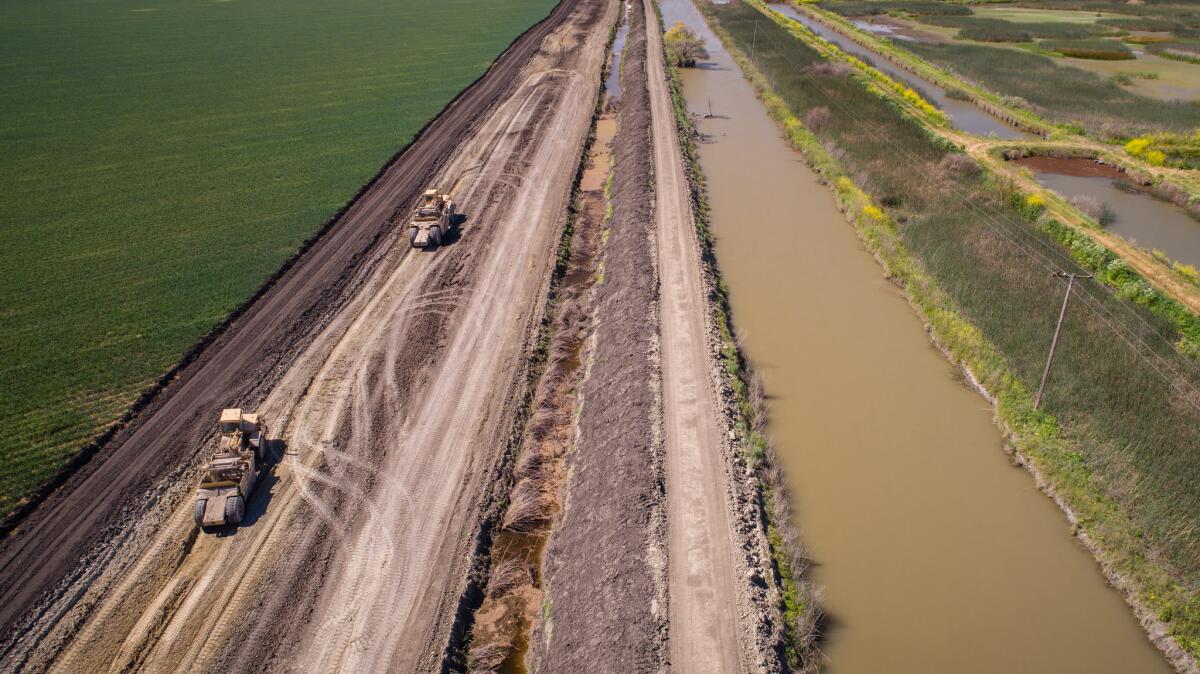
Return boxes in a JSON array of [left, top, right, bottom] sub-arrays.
[[529, 2, 670, 670], [0, 0, 581, 645]]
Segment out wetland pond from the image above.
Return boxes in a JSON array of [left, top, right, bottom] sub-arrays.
[[662, 0, 1173, 671], [1015, 156, 1200, 268], [767, 3, 1035, 140]]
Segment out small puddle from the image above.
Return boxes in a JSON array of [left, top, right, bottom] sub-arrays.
[[767, 3, 1034, 140], [660, 0, 1173, 671], [1016, 156, 1200, 267], [606, 2, 633, 100]]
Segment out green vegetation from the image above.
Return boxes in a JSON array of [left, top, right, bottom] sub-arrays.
[[820, 1, 970, 17], [1149, 42, 1200, 64], [0, 0, 556, 515], [919, 15, 1105, 42], [900, 41, 1200, 137], [1125, 132, 1200, 170], [1042, 38, 1136, 60], [665, 21, 710, 68], [706, 0, 1200, 657]]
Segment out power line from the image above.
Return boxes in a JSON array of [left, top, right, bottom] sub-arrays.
[[753, 10, 1200, 381], [735, 17, 1200, 411]]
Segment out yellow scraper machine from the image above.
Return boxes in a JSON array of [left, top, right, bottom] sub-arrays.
[[408, 187, 456, 248], [194, 408, 266, 529]]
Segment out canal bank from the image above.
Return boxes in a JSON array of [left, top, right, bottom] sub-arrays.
[[658, 0, 1175, 671], [766, 2, 1033, 140], [1014, 156, 1200, 269]]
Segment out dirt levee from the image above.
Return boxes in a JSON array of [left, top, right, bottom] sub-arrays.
[[0, 0, 580, 640], [531, 3, 670, 671]]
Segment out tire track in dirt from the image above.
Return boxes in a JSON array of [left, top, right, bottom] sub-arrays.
[[0, 0, 583, 651], [7, 2, 612, 672], [646, 1, 763, 670]]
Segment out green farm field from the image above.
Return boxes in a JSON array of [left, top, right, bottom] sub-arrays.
[[0, 0, 556, 516]]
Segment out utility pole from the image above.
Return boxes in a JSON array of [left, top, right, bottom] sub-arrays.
[[1034, 272, 1092, 410], [751, 21, 759, 62]]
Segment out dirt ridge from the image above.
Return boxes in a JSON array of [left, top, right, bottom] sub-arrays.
[[530, 3, 672, 669]]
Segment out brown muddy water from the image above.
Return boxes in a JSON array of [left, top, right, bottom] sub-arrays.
[[660, 0, 1173, 671], [767, 3, 1035, 141], [1015, 156, 1200, 268]]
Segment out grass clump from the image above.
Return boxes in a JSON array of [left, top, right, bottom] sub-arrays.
[[1125, 133, 1200, 170], [1041, 37, 1136, 59], [1147, 41, 1200, 65], [900, 40, 1200, 137], [709, 0, 1200, 658]]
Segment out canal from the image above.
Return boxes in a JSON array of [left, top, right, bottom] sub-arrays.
[[658, 0, 1174, 671], [767, 2, 1034, 141], [1016, 156, 1200, 269]]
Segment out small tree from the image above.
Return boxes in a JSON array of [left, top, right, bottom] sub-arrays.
[[665, 21, 708, 68]]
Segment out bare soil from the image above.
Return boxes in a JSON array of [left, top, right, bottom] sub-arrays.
[[643, 2, 782, 670], [529, 3, 672, 670], [0, 0, 613, 671]]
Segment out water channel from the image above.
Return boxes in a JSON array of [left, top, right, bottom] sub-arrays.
[[766, 3, 1034, 140], [1015, 156, 1200, 269], [659, 0, 1173, 671]]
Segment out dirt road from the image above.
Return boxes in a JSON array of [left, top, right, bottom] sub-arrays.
[[0, 0, 612, 669], [642, 2, 753, 671]]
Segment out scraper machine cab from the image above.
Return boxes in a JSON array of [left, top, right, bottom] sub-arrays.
[[408, 188, 456, 248], [194, 408, 266, 529]]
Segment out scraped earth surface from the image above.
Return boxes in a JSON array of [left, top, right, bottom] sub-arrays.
[[531, 2, 775, 671], [0, 0, 784, 671], [0, 0, 611, 670]]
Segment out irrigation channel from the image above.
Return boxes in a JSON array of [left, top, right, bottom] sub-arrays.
[[1015, 156, 1200, 269], [766, 3, 1034, 141], [659, 0, 1173, 671]]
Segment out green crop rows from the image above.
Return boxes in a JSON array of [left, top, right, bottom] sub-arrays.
[[0, 0, 556, 517]]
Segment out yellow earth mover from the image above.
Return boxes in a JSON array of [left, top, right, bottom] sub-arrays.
[[194, 408, 266, 528], [408, 188, 456, 248]]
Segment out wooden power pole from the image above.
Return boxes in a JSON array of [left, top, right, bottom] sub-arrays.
[[751, 21, 759, 62], [1034, 272, 1092, 410]]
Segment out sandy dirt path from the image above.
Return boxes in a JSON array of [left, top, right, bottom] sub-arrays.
[[1, 1, 611, 671], [643, 3, 749, 672]]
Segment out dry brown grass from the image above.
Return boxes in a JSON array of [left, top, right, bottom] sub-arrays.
[[502, 478, 553, 533], [804, 106, 833, 132], [489, 557, 533, 597], [468, 638, 510, 673]]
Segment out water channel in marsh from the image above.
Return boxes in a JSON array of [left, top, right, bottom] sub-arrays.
[[1015, 156, 1200, 269], [659, 0, 1173, 671], [766, 3, 1035, 141]]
